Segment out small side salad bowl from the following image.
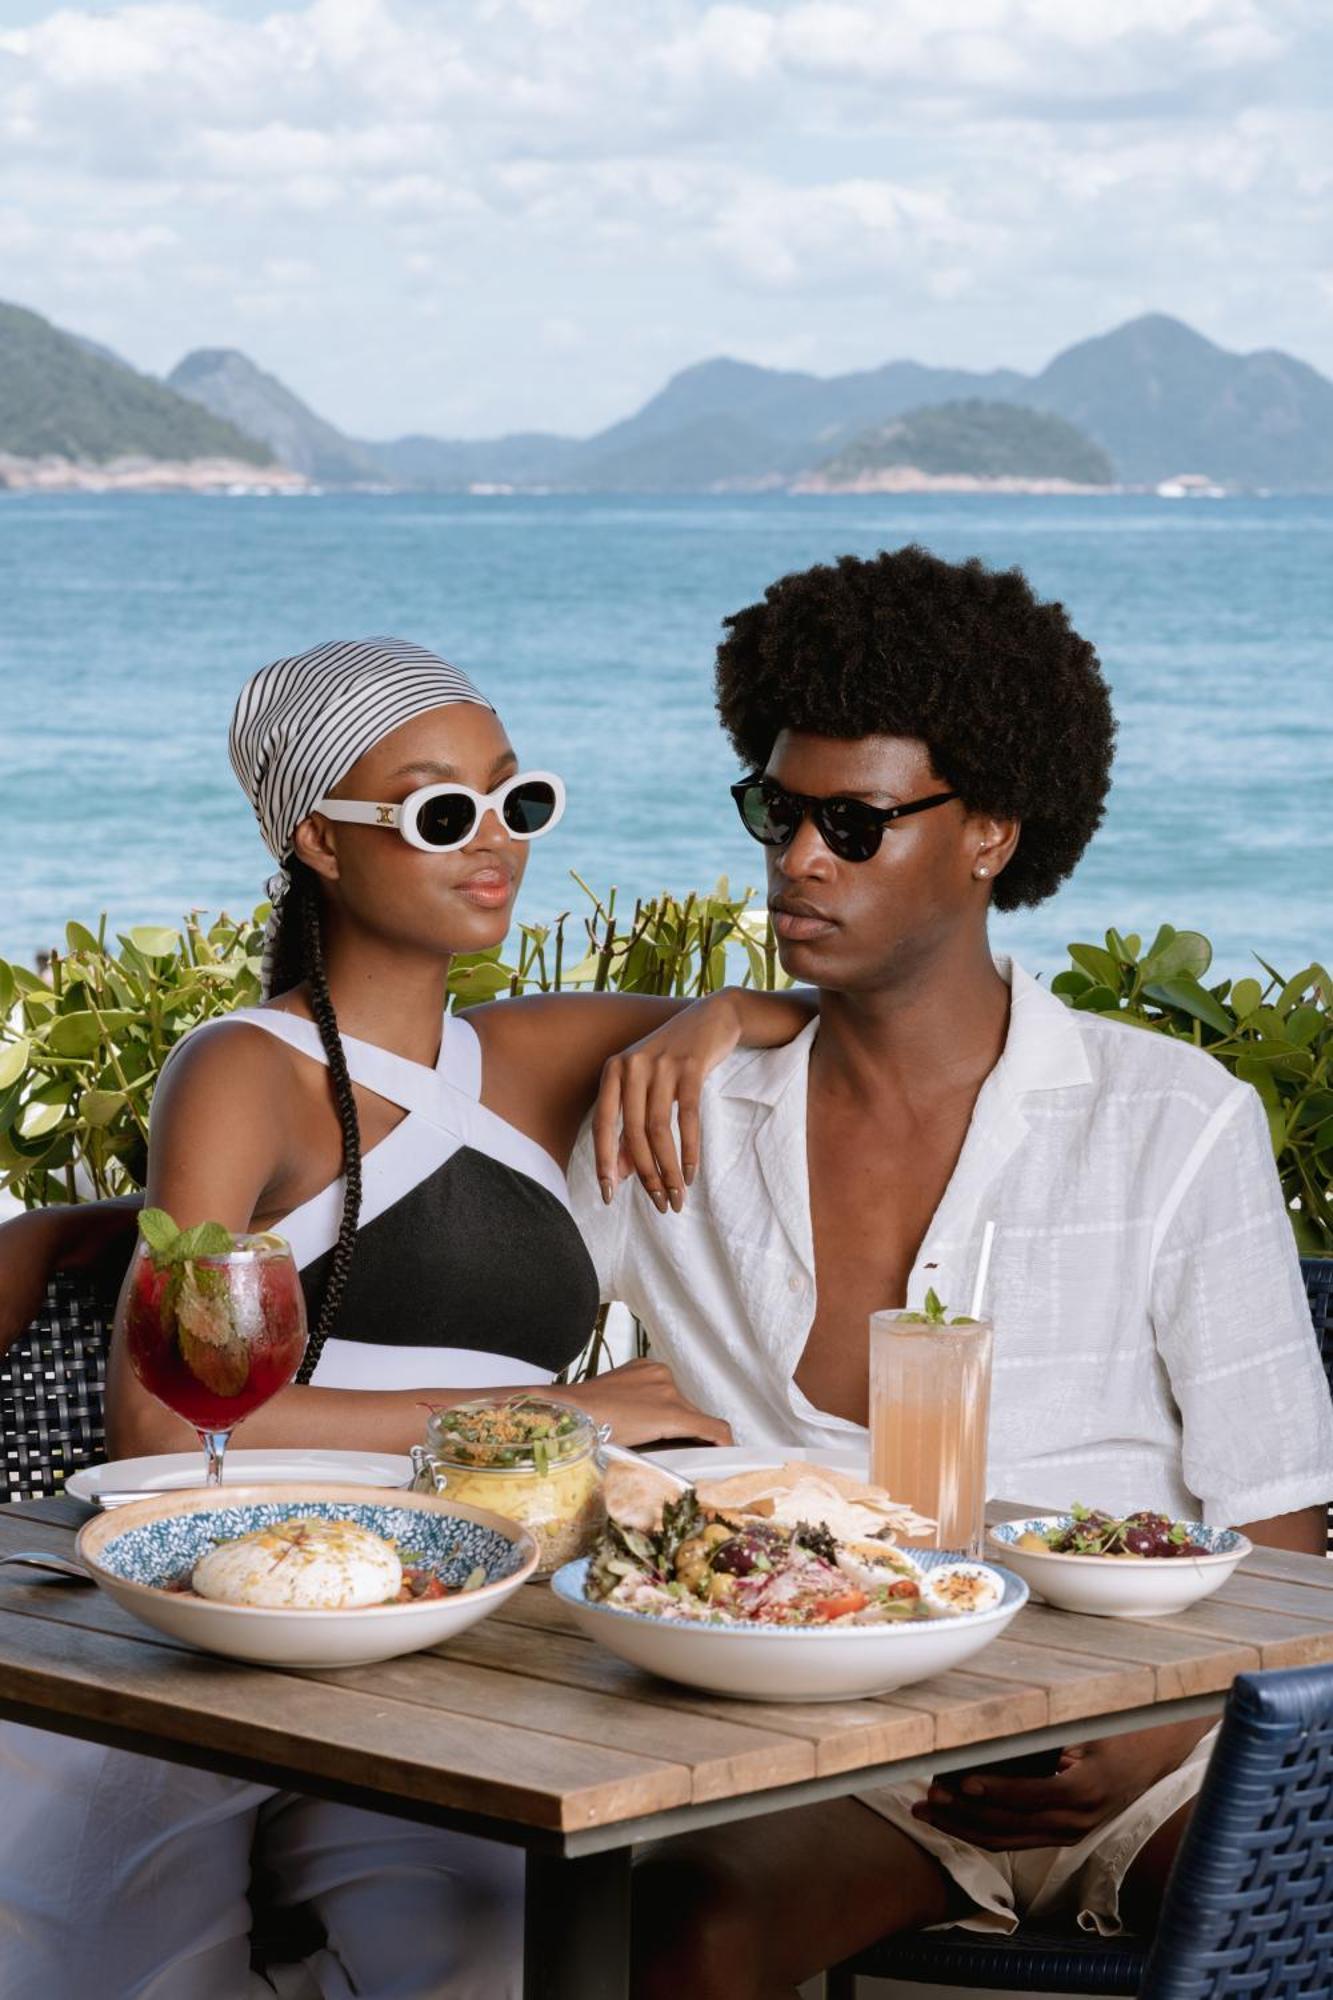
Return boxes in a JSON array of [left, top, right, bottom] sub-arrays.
[[551, 1550, 1027, 1702], [987, 1515, 1251, 1620], [77, 1483, 538, 1668]]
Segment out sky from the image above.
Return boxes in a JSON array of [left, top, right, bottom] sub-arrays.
[[1, 0, 1331, 440]]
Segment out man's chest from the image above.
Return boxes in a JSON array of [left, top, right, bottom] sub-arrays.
[[797, 1097, 976, 1424]]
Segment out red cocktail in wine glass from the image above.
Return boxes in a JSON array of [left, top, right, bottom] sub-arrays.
[[118, 1217, 308, 1485]]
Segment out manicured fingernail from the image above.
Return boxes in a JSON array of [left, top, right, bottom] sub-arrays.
[[667, 1187, 683, 1213], [651, 1189, 667, 1214], [683, 1162, 696, 1186], [599, 1178, 613, 1205], [961, 1777, 985, 1796]]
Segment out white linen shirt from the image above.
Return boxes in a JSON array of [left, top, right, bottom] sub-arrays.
[[569, 959, 1333, 1527]]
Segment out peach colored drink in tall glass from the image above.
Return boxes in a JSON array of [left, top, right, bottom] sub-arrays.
[[869, 1307, 993, 1558]]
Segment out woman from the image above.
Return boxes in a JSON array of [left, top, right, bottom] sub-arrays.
[[0, 635, 812, 2000]]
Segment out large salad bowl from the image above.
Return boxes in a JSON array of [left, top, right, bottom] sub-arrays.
[[552, 1548, 1027, 1702]]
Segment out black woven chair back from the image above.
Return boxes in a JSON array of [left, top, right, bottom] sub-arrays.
[[1305, 1259, 1333, 1550], [1, 1269, 115, 1505], [1139, 1662, 1333, 1998]]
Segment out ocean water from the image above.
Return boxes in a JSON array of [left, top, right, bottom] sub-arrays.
[[2, 491, 1330, 982]]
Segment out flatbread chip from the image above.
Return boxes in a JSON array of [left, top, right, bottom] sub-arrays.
[[602, 1458, 683, 1533], [694, 1461, 935, 1541]]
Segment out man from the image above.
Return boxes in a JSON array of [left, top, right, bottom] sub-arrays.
[[569, 544, 1333, 1998]]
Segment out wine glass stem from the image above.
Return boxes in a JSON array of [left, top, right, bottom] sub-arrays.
[[199, 1430, 231, 1486]]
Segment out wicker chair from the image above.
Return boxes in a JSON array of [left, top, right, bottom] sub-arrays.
[[828, 1662, 1333, 1998], [826, 1259, 1333, 1998], [0, 1269, 116, 1505]]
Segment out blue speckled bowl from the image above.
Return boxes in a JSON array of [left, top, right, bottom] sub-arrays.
[[78, 1484, 538, 1667], [986, 1515, 1251, 1619]]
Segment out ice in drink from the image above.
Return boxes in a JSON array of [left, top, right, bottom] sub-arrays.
[[869, 1305, 993, 1557]]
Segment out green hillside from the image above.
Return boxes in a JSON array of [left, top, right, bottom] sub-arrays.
[[819, 399, 1115, 484], [0, 301, 272, 463]]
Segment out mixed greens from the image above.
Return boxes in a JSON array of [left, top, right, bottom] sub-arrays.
[[1021, 1504, 1209, 1560], [585, 1487, 987, 1628]]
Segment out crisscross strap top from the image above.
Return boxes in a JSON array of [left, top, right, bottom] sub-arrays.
[[196, 1008, 599, 1391]]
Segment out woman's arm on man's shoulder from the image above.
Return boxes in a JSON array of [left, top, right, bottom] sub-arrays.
[[474, 985, 817, 1201]]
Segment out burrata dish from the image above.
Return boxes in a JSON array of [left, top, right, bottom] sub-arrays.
[[192, 1516, 403, 1609]]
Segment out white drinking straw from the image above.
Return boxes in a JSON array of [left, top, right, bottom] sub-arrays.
[[969, 1219, 997, 1321]]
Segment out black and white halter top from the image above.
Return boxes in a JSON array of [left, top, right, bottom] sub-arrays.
[[208, 1008, 599, 1390]]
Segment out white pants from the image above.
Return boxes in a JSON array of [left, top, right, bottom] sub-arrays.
[[0, 1725, 525, 2000]]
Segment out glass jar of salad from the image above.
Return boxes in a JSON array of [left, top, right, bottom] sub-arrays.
[[410, 1396, 607, 1577]]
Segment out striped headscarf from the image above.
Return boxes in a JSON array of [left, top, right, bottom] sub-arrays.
[[229, 635, 492, 990]]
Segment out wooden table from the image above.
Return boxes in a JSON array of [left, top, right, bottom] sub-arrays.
[[3, 1495, 1332, 1999]]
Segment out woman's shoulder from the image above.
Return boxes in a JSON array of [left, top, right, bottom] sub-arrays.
[[155, 1010, 309, 1113]]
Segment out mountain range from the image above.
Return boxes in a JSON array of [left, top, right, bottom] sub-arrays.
[[5, 295, 1333, 492]]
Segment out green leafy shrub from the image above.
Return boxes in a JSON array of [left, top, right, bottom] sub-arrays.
[[1, 904, 1328, 1253]]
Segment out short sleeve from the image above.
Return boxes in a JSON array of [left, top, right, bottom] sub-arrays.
[[566, 1115, 628, 1305], [1150, 1082, 1333, 1526]]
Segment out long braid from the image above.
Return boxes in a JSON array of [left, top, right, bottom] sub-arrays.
[[269, 860, 363, 1384]]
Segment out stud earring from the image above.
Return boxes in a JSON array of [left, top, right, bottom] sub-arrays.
[[975, 864, 991, 879]]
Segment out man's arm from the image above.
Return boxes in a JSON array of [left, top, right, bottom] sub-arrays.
[[0, 1199, 141, 1353]]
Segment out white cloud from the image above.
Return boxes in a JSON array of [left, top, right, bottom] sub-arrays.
[[0, 0, 1327, 435]]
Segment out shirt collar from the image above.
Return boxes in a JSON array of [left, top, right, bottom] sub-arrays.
[[718, 955, 1092, 1107]]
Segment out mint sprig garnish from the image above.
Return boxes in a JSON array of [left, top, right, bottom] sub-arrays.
[[897, 1287, 980, 1327], [138, 1207, 235, 1267]]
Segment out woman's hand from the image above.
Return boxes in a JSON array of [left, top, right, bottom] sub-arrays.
[[912, 1720, 1215, 1851], [555, 1358, 733, 1448], [592, 988, 814, 1212]]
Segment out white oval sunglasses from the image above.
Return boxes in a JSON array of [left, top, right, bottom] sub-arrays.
[[314, 771, 566, 853]]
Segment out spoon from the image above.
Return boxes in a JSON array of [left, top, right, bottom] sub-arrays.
[[0, 1552, 94, 1584]]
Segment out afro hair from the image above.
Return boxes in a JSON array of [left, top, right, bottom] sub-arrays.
[[715, 543, 1116, 912]]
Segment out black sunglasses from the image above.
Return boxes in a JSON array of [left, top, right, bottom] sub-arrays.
[[730, 774, 959, 862]]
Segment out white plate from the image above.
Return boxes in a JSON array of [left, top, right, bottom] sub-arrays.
[[552, 1551, 1026, 1702], [77, 1484, 538, 1668], [67, 1449, 415, 1508], [987, 1516, 1251, 1619]]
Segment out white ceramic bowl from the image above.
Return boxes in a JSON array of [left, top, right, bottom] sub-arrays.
[[77, 1484, 538, 1668], [987, 1516, 1251, 1619], [551, 1551, 1027, 1702]]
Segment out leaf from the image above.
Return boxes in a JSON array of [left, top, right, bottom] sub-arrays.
[[64, 921, 102, 954], [126, 925, 181, 960], [18, 1101, 64, 1140], [1286, 1006, 1323, 1049], [1140, 931, 1212, 983], [138, 1206, 181, 1258], [1068, 943, 1121, 988], [80, 1088, 126, 1129], [1230, 978, 1263, 1019], [174, 1264, 251, 1399], [1141, 976, 1233, 1035], [46, 1011, 104, 1059], [176, 1221, 235, 1260], [1050, 969, 1093, 998], [0, 961, 14, 1015], [0, 1037, 29, 1091], [1070, 983, 1120, 1013]]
